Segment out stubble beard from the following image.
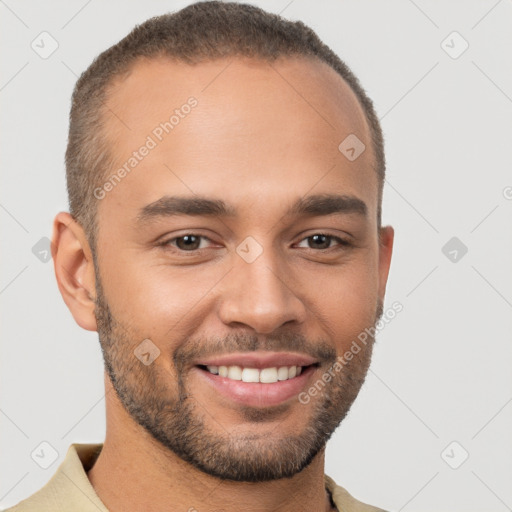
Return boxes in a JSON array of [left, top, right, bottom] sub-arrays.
[[93, 259, 382, 482]]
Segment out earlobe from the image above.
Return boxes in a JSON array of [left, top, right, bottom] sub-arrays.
[[378, 225, 394, 302], [51, 212, 98, 332]]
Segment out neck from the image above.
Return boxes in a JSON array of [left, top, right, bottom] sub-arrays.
[[87, 376, 334, 512]]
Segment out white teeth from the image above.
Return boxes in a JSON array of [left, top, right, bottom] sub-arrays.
[[277, 366, 289, 380], [259, 367, 278, 383], [206, 365, 303, 383], [227, 365, 242, 380], [241, 367, 260, 382]]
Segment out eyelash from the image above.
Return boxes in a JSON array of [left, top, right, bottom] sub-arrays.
[[160, 233, 351, 253]]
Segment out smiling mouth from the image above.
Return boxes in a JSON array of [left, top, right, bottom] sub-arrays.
[[196, 363, 319, 384]]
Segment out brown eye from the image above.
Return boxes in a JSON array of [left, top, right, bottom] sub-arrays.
[[308, 234, 331, 249], [175, 235, 201, 250], [296, 234, 349, 250], [164, 234, 210, 251]]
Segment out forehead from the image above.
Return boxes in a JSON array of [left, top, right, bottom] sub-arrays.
[[97, 55, 377, 226], [105, 55, 370, 145]]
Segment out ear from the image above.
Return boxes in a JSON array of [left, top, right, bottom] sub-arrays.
[[51, 212, 98, 331], [377, 225, 394, 302]]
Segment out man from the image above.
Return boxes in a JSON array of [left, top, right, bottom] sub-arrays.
[[5, 2, 394, 511]]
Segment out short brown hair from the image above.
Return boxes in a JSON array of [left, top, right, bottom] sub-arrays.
[[66, 1, 385, 251]]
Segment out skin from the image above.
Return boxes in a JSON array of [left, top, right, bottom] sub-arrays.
[[52, 56, 394, 512]]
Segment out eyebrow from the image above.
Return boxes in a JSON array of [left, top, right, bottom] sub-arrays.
[[136, 193, 367, 224]]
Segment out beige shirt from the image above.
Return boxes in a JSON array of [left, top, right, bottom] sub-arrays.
[[3, 444, 387, 512]]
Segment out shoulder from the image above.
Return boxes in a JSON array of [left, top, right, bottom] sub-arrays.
[[325, 474, 390, 512], [2, 493, 57, 512], [2, 443, 106, 512]]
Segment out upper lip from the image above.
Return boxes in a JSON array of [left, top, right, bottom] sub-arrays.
[[194, 351, 318, 369]]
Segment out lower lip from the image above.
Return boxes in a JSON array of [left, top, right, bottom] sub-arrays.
[[194, 365, 317, 408]]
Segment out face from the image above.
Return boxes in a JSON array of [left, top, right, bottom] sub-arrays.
[[91, 56, 392, 482]]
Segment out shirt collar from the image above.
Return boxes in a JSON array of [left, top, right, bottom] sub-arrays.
[[25, 443, 350, 512]]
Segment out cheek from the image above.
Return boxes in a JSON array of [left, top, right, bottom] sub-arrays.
[[101, 255, 227, 335], [311, 257, 380, 348]]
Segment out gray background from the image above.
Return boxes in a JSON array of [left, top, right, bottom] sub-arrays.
[[1, 1, 511, 510]]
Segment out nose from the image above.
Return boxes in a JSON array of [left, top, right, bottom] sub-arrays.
[[217, 250, 307, 334]]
